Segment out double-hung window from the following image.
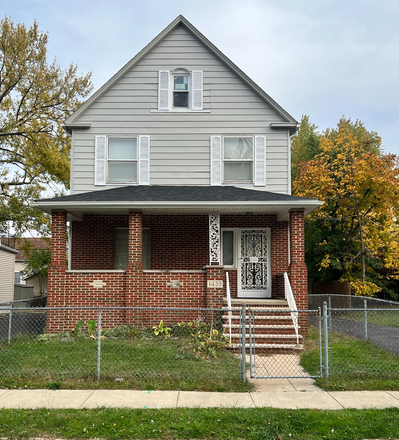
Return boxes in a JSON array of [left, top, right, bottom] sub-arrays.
[[223, 137, 253, 183], [210, 135, 266, 186], [158, 69, 203, 111], [108, 138, 137, 183], [94, 135, 150, 186], [173, 74, 189, 107]]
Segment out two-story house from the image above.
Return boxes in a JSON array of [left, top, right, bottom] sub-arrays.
[[35, 16, 322, 336]]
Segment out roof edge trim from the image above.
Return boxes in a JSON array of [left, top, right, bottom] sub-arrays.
[[66, 15, 297, 124]]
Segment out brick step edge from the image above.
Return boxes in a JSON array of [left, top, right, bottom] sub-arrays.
[[222, 315, 293, 320], [227, 333, 303, 340], [223, 324, 298, 329], [229, 343, 304, 350]]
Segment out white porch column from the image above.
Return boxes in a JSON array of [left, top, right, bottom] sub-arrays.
[[209, 212, 220, 265]]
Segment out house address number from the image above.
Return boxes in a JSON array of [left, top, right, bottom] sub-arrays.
[[207, 280, 223, 288]]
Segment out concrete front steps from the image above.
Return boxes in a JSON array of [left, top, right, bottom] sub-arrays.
[[222, 298, 303, 352]]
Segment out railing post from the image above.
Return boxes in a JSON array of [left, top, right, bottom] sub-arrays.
[[364, 299, 368, 340], [249, 309, 253, 377], [323, 301, 329, 379], [241, 303, 246, 383], [8, 303, 13, 345], [97, 307, 102, 381]]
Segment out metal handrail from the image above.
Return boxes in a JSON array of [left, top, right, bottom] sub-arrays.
[[226, 271, 232, 342], [284, 272, 299, 344]]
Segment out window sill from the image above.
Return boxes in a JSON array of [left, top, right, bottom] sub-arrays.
[[151, 110, 210, 113]]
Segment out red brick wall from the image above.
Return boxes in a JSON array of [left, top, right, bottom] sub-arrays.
[[143, 215, 209, 270], [71, 215, 128, 270], [69, 213, 289, 298], [288, 209, 308, 335], [46, 271, 126, 332]]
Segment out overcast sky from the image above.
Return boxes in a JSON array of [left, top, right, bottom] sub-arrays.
[[3, 0, 399, 154]]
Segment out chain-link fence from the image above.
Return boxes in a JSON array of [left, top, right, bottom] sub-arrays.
[[309, 297, 399, 381], [0, 306, 244, 390], [1, 301, 399, 388], [246, 308, 322, 379]]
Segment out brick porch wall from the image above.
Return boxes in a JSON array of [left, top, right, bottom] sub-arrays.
[[288, 209, 308, 336], [70, 213, 289, 298]]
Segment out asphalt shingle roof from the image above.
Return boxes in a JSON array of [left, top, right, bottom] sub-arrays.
[[37, 186, 316, 203]]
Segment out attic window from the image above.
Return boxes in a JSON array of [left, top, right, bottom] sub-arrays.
[[158, 70, 203, 111], [173, 75, 189, 107]]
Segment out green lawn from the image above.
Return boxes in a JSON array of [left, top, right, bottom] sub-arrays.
[[1, 407, 399, 439], [0, 332, 251, 392], [300, 326, 399, 390]]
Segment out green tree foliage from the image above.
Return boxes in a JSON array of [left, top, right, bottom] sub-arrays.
[[0, 16, 92, 235], [23, 246, 51, 295], [293, 117, 399, 298], [291, 115, 320, 183]]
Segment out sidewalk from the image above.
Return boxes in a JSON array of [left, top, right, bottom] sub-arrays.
[[1, 382, 399, 410]]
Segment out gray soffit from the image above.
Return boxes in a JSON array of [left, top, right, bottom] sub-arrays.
[[65, 15, 297, 126], [34, 185, 323, 220]]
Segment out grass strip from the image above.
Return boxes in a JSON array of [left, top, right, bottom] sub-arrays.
[[300, 327, 399, 390], [0, 336, 251, 392], [1, 407, 399, 439]]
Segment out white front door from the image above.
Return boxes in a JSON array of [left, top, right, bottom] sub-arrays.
[[238, 229, 271, 298]]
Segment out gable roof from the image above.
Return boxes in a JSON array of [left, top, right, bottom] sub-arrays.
[[65, 15, 297, 130]]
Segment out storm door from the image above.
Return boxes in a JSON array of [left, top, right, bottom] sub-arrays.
[[238, 229, 271, 298]]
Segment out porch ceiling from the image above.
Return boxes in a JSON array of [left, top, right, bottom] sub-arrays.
[[34, 185, 323, 222]]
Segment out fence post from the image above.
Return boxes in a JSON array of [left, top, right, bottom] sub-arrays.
[[318, 307, 323, 377], [364, 299, 368, 340], [97, 307, 102, 381], [323, 301, 329, 379], [241, 303, 246, 383], [8, 303, 13, 345]]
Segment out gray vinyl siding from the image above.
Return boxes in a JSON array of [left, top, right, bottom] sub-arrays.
[[71, 25, 291, 195]]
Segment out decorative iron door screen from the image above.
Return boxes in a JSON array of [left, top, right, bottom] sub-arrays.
[[239, 229, 270, 298]]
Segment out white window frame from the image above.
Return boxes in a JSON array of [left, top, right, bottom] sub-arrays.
[[221, 228, 239, 268], [95, 135, 150, 186], [222, 136, 254, 184], [107, 137, 138, 184], [156, 69, 204, 112]]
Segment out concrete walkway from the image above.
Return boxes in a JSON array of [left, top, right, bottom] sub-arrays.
[[0, 384, 399, 410]]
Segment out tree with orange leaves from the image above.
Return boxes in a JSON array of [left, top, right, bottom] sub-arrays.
[[293, 117, 399, 298]]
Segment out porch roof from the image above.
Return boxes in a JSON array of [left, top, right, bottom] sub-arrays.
[[34, 185, 323, 221]]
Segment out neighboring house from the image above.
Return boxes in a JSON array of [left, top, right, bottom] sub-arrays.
[[35, 16, 322, 336], [0, 237, 49, 295], [0, 243, 18, 304]]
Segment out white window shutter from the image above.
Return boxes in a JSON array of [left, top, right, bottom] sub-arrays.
[[138, 135, 150, 185], [158, 70, 170, 110], [191, 71, 203, 110], [94, 135, 107, 185], [254, 136, 266, 187], [210, 136, 222, 186]]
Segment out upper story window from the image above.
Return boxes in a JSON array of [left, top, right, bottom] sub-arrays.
[[158, 69, 203, 111], [95, 135, 150, 186], [223, 137, 253, 183], [108, 138, 137, 183], [210, 135, 266, 187], [173, 75, 189, 107]]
